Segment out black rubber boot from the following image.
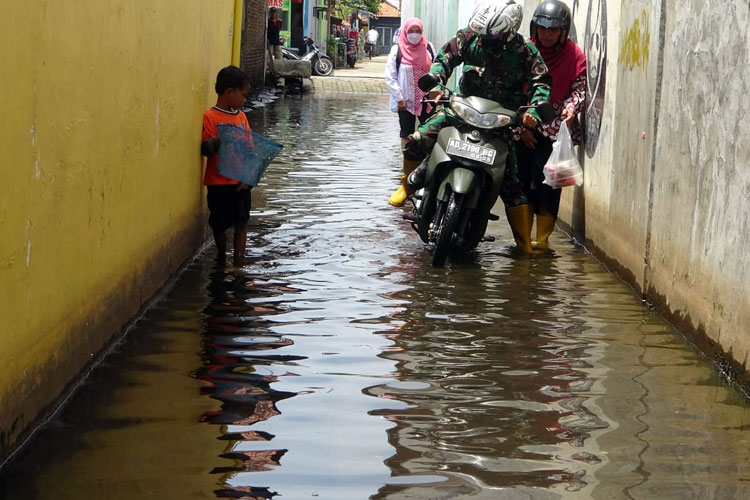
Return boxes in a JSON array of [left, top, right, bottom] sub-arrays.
[[407, 159, 428, 190]]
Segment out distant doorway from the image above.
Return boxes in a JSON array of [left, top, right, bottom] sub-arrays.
[[376, 27, 392, 55], [290, 1, 304, 52]]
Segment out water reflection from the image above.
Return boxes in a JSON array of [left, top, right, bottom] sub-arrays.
[[196, 269, 298, 498], [365, 253, 600, 498], [1, 94, 749, 500]]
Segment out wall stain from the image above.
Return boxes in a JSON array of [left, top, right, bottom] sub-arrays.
[[619, 10, 650, 70]]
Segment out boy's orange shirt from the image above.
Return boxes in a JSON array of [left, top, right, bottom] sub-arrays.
[[202, 106, 251, 186]]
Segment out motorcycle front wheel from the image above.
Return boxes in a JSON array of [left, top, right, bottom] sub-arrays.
[[432, 191, 463, 267], [313, 56, 334, 76]]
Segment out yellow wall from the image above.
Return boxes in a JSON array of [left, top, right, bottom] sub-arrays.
[[0, 0, 236, 459]]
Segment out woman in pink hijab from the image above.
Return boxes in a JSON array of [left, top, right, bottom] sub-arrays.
[[385, 17, 436, 207]]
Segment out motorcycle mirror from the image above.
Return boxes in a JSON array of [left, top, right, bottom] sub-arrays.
[[418, 73, 440, 92], [535, 101, 556, 123]]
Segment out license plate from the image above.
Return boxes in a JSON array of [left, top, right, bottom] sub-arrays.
[[446, 138, 497, 165]]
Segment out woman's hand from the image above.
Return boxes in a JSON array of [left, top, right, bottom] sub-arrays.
[[561, 105, 576, 126], [520, 129, 537, 149], [397, 99, 407, 110]]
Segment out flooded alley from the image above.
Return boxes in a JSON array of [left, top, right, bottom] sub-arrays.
[[2, 93, 750, 500]]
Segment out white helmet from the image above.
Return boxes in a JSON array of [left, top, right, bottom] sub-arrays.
[[468, 0, 523, 39]]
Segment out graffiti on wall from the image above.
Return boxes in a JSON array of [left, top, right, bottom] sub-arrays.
[[619, 10, 650, 70], [584, 0, 607, 158]]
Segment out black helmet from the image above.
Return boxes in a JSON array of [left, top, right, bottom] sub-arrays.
[[530, 0, 572, 46]]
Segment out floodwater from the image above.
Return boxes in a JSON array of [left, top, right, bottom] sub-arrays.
[[2, 94, 750, 500]]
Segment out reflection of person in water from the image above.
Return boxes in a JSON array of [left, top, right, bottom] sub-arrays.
[[196, 267, 300, 496], [212, 448, 287, 474]]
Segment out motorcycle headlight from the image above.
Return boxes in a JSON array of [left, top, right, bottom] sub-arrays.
[[451, 101, 512, 129]]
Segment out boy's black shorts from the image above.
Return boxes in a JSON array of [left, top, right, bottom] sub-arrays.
[[206, 185, 251, 232]]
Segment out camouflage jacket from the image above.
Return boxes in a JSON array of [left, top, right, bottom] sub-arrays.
[[430, 28, 552, 119]]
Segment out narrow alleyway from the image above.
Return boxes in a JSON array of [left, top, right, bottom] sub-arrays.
[[1, 82, 749, 500]]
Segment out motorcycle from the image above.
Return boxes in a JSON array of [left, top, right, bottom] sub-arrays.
[[406, 73, 555, 267], [281, 36, 334, 76]]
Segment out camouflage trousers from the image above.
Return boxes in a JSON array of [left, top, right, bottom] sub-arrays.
[[404, 108, 528, 207]]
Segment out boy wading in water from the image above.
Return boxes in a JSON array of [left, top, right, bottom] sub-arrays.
[[201, 66, 252, 267]]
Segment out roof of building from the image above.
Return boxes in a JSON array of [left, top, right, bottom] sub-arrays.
[[378, 1, 401, 18]]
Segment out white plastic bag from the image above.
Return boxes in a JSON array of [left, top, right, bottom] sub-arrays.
[[543, 121, 583, 188]]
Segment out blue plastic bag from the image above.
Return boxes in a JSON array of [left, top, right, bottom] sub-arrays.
[[217, 124, 283, 186]]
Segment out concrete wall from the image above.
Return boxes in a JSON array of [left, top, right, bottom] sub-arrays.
[[560, 0, 750, 383], [0, 0, 236, 462], [641, 0, 750, 376], [402, 0, 750, 383]]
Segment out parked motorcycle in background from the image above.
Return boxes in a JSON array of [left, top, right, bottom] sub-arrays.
[[406, 73, 555, 267], [281, 36, 334, 76]]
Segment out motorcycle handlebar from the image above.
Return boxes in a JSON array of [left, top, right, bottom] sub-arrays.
[[421, 96, 450, 105], [420, 95, 555, 124]]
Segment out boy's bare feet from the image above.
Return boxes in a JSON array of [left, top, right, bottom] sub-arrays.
[[233, 223, 248, 268], [214, 229, 228, 267]]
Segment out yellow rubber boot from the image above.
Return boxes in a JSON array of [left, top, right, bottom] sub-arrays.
[[505, 204, 541, 255], [388, 158, 421, 207], [535, 215, 557, 249], [388, 179, 408, 206]]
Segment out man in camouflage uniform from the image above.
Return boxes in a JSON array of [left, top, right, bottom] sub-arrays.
[[405, 0, 552, 253]]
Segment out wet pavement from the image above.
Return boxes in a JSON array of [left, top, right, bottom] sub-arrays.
[[2, 93, 750, 500]]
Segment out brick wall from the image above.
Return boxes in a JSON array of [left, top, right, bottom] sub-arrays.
[[241, 0, 268, 90]]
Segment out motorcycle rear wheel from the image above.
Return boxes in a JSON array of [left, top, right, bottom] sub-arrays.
[[432, 191, 463, 267], [313, 57, 334, 76]]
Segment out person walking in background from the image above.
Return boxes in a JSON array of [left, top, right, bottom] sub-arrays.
[[516, 0, 586, 249], [384, 17, 436, 207], [267, 7, 283, 60], [366, 26, 379, 59], [200, 66, 253, 267]]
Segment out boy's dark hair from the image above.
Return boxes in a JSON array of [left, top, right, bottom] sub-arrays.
[[215, 66, 250, 95]]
